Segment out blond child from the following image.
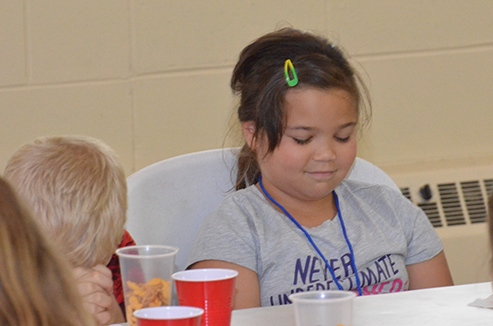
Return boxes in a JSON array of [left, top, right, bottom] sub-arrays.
[[0, 177, 96, 326], [4, 136, 135, 325]]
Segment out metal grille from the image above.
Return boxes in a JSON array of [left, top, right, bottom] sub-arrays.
[[438, 183, 466, 226], [400, 177, 492, 228], [460, 181, 487, 224], [484, 179, 493, 198], [400, 187, 412, 201]]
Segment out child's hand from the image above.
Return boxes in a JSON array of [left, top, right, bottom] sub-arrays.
[[73, 264, 124, 325]]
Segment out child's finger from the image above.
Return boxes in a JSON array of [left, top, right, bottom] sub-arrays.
[[74, 265, 113, 295], [92, 264, 112, 279]]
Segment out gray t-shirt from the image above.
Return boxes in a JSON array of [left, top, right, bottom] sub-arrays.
[[187, 180, 443, 307]]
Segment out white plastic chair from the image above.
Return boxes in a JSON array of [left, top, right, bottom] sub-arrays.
[[126, 148, 400, 272]]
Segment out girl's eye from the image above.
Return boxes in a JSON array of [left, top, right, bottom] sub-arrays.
[[293, 137, 312, 145], [335, 136, 351, 143]]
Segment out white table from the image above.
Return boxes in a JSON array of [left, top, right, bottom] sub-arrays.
[[231, 282, 493, 326]]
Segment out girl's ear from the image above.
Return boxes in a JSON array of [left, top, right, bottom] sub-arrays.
[[241, 121, 257, 150]]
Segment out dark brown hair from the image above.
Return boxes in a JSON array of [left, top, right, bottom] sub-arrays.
[[231, 28, 371, 189]]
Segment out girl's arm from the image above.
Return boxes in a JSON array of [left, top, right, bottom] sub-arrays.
[[406, 251, 454, 290], [190, 260, 261, 309]]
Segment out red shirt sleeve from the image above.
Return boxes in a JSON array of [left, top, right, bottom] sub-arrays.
[[107, 230, 136, 316]]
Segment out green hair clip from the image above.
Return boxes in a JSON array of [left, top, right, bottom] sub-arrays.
[[284, 59, 298, 87]]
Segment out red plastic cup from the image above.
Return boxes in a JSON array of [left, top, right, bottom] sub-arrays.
[[134, 306, 204, 326], [172, 269, 238, 326]]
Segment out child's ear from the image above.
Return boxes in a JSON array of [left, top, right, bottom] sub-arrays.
[[241, 121, 257, 150]]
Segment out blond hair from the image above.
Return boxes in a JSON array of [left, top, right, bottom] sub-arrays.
[[0, 177, 96, 326], [4, 136, 127, 267]]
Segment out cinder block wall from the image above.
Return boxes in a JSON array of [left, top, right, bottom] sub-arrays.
[[1, 1, 492, 177]]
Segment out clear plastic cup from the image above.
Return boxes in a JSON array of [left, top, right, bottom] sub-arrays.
[[117, 245, 179, 326], [288, 290, 356, 326], [172, 269, 238, 326], [134, 306, 204, 326]]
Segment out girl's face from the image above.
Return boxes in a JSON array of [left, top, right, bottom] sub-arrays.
[[245, 87, 358, 205]]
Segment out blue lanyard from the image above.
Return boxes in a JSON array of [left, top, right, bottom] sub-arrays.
[[258, 176, 363, 296]]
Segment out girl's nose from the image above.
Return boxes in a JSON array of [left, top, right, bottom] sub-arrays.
[[313, 141, 336, 162]]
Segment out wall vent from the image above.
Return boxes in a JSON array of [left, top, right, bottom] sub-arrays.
[[395, 171, 493, 228], [389, 163, 493, 285]]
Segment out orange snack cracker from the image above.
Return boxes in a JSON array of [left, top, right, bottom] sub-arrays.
[[125, 278, 171, 326]]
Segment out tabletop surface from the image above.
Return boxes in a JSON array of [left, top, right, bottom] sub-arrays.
[[231, 282, 493, 326]]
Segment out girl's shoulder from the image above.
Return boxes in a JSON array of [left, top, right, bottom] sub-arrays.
[[221, 184, 264, 205], [339, 179, 403, 197], [338, 179, 413, 210], [213, 184, 273, 218], [336, 180, 425, 223]]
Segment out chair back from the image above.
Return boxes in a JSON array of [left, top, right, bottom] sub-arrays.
[[126, 148, 399, 272]]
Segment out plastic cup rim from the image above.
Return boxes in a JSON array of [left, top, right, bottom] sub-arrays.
[[133, 306, 204, 320], [116, 245, 179, 259], [172, 268, 239, 282], [288, 290, 356, 303]]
